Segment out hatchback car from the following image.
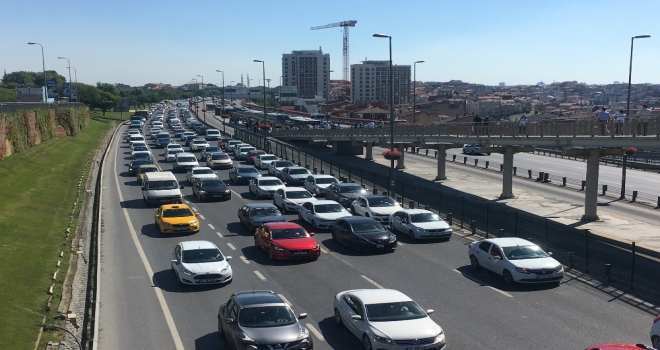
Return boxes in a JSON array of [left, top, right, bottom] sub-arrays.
[[154, 204, 200, 234], [237, 203, 286, 233], [218, 290, 312, 350], [229, 165, 262, 184], [297, 200, 352, 230], [468, 237, 564, 284], [303, 175, 339, 196], [171, 240, 232, 285], [350, 195, 403, 223], [254, 222, 321, 260], [331, 217, 397, 252], [325, 183, 369, 207], [389, 209, 453, 240], [248, 177, 285, 198], [333, 289, 445, 350], [206, 153, 233, 169], [272, 187, 317, 212]]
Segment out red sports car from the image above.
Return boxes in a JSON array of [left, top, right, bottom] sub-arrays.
[[246, 150, 267, 164], [254, 222, 321, 260]]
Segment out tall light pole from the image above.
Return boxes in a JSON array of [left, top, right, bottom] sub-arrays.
[[216, 70, 225, 113], [197, 75, 205, 123], [27, 42, 46, 101], [57, 57, 72, 99], [254, 60, 268, 151], [68, 67, 77, 84], [373, 33, 395, 197], [248, 78, 254, 105], [192, 78, 199, 119], [266, 79, 271, 109], [621, 34, 651, 199], [413, 61, 424, 125]]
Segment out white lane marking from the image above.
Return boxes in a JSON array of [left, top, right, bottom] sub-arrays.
[[361, 275, 384, 289], [320, 247, 328, 254], [112, 139, 185, 350], [240, 256, 250, 264], [254, 270, 267, 281], [306, 323, 325, 342], [216, 231, 224, 238], [277, 294, 292, 306], [453, 269, 513, 298], [226, 243, 237, 251], [198, 214, 205, 220], [231, 190, 241, 197], [208, 223, 215, 229]]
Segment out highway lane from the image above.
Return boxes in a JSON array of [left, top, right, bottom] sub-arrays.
[[98, 109, 655, 349]]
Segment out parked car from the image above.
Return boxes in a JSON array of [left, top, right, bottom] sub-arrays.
[[173, 153, 199, 173], [325, 183, 368, 207], [192, 178, 231, 201], [303, 174, 339, 196], [254, 222, 321, 260], [350, 195, 403, 223], [272, 187, 317, 212], [468, 237, 564, 284], [463, 144, 490, 155], [280, 167, 312, 186], [331, 217, 397, 252], [237, 203, 286, 233], [389, 209, 453, 240], [171, 240, 232, 285], [154, 204, 200, 234], [268, 160, 295, 177], [206, 153, 233, 169], [254, 154, 279, 170], [228, 165, 262, 184], [333, 289, 445, 349], [297, 200, 353, 230], [186, 166, 218, 183]]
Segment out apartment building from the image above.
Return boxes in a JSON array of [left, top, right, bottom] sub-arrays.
[[351, 61, 410, 105], [282, 50, 330, 100]]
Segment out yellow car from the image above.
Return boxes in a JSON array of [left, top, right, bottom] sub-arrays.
[[154, 204, 200, 234]]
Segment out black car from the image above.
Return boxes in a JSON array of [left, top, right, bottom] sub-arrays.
[[155, 135, 171, 148], [331, 217, 397, 252], [184, 134, 198, 146], [127, 159, 154, 175], [237, 203, 286, 232], [192, 178, 231, 201], [228, 166, 262, 184], [325, 183, 369, 207]]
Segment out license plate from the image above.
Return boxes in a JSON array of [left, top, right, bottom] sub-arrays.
[[537, 275, 552, 279], [293, 252, 306, 256], [175, 227, 188, 231], [376, 244, 384, 248], [200, 279, 217, 283], [406, 347, 429, 350]]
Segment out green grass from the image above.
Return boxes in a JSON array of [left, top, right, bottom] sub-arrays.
[[90, 109, 132, 122], [0, 118, 114, 350]]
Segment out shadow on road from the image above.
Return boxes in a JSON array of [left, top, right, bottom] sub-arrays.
[[194, 331, 227, 350], [454, 265, 560, 293], [317, 316, 362, 350]]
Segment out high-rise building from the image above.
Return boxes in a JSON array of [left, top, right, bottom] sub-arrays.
[[282, 49, 330, 100], [351, 61, 411, 105]]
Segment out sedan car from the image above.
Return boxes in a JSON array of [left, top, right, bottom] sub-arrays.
[[229, 165, 262, 185], [206, 153, 233, 169], [132, 151, 153, 162], [165, 148, 185, 162], [280, 167, 312, 186], [248, 177, 285, 198], [468, 237, 564, 284], [246, 150, 267, 165], [303, 174, 339, 196], [218, 290, 312, 350], [136, 164, 159, 183], [273, 187, 317, 212], [351, 195, 403, 224], [331, 217, 397, 252], [333, 289, 445, 350], [201, 146, 223, 160], [268, 160, 295, 177], [192, 178, 231, 201], [255, 154, 279, 170], [127, 159, 154, 175], [463, 143, 490, 155], [171, 240, 232, 285], [235, 146, 257, 160], [254, 222, 321, 260], [180, 131, 195, 141], [298, 200, 352, 230], [389, 209, 453, 240], [237, 203, 286, 233], [186, 166, 218, 183], [154, 204, 200, 234], [325, 183, 368, 207], [173, 153, 199, 173]]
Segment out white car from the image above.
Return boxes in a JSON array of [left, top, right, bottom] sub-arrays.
[[272, 187, 316, 212], [651, 316, 660, 348], [303, 174, 339, 196], [170, 240, 232, 285], [130, 141, 148, 151], [165, 143, 183, 153], [149, 127, 163, 136], [152, 121, 163, 129], [180, 131, 195, 141], [268, 160, 295, 177], [186, 166, 218, 183], [190, 139, 211, 151], [333, 289, 446, 350], [254, 154, 279, 170], [248, 177, 285, 198], [235, 146, 256, 160], [468, 237, 564, 284], [297, 200, 352, 230], [225, 140, 244, 152], [125, 129, 141, 142], [350, 195, 403, 224], [165, 149, 185, 162], [389, 209, 452, 240], [173, 153, 199, 173]]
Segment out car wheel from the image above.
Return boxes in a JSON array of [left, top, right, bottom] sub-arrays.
[[268, 248, 274, 260], [652, 336, 660, 348], [363, 334, 373, 350], [409, 230, 415, 239], [331, 230, 337, 241], [503, 269, 514, 284], [470, 255, 480, 269], [312, 220, 318, 230], [334, 308, 343, 325], [298, 213, 303, 221]]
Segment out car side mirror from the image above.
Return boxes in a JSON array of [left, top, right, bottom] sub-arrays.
[[223, 317, 236, 324], [360, 203, 365, 207], [298, 313, 307, 320], [350, 315, 363, 320], [308, 232, 315, 236], [180, 185, 184, 189], [225, 256, 232, 260], [170, 259, 179, 265], [493, 255, 501, 260], [426, 309, 434, 315], [547, 251, 553, 256]]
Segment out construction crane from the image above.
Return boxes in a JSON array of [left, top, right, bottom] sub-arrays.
[[310, 20, 357, 101]]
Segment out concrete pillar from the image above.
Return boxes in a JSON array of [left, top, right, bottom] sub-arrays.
[[435, 146, 448, 180], [582, 148, 600, 222], [396, 144, 405, 169], [499, 147, 515, 199], [365, 142, 373, 161]]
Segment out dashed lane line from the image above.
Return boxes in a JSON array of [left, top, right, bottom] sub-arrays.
[[361, 275, 384, 289], [253, 270, 267, 281], [453, 269, 513, 298], [226, 242, 237, 251], [277, 294, 292, 306], [306, 323, 325, 342], [240, 256, 250, 264], [216, 231, 224, 238], [198, 214, 205, 220], [208, 223, 215, 229], [320, 247, 328, 254]]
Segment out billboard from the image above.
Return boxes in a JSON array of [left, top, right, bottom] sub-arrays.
[[47, 79, 58, 99], [224, 88, 237, 93], [116, 97, 130, 112], [249, 88, 262, 94], [70, 88, 78, 102], [280, 86, 297, 102], [62, 82, 70, 97]]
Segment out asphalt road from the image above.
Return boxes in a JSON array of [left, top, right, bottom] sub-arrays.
[[97, 107, 655, 349]]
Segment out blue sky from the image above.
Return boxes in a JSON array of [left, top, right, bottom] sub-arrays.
[[3, 0, 659, 87]]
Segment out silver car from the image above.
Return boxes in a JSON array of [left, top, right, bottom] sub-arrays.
[[218, 290, 313, 350]]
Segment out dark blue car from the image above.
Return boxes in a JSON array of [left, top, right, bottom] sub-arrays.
[[237, 203, 286, 233]]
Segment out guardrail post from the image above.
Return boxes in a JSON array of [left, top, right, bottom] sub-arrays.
[[581, 180, 586, 191], [373, 188, 378, 195], [452, 155, 456, 162], [470, 220, 477, 235], [474, 159, 478, 167], [528, 169, 533, 179], [562, 177, 567, 186], [632, 191, 638, 202], [568, 252, 574, 269], [485, 161, 489, 169], [537, 171, 544, 182], [464, 157, 467, 164], [605, 264, 612, 282], [313, 167, 318, 174], [602, 185, 608, 196], [513, 166, 517, 175], [396, 195, 402, 203], [498, 228, 505, 237], [409, 200, 415, 209], [435, 151, 438, 158], [543, 173, 550, 183], [499, 163, 502, 171], [447, 213, 453, 226], [657, 196, 660, 208], [631, 242, 636, 290], [425, 149, 429, 156]]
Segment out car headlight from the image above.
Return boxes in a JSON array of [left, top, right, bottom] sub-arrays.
[[297, 327, 310, 340], [414, 226, 427, 232], [515, 267, 531, 274], [312, 244, 320, 250], [236, 175, 242, 178], [273, 245, 285, 251], [236, 332, 256, 344], [190, 220, 197, 225], [435, 330, 445, 340], [199, 191, 206, 195], [373, 334, 396, 344], [220, 265, 229, 273], [555, 265, 563, 272], [388, 234, 397, 242], [182, 267, 194, 275]]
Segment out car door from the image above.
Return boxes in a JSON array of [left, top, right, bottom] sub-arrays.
[[326, 184, 338, 201], [300, 202, 313, 223], [172, 245, 182, 276], [303, 176, 314, 192], [222, 298, 239, 347], [238, 206, 248, 225], [248, 178, 257, 195], [274, 189, 284, 207], [485, 244, 505, 273], [390, 211, 404, 232], [335, 220, 351, 244], [474, 241, 492, 269], [346, 296, 366, 338], [354, 197, 367, 216]]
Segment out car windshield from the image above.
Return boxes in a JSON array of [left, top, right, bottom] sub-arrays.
[[193, 169, 214, 175], [340, 185, 366, 194], [140, 167, 157, 174], [261, 156, 277, 161], [211, 154, 230, 160], [134, 146, 148, 151], [351, 222, 386, 233], [259, 180, 283, 186], [240, 148, 255, 152], [131, 160, 152, 166], [249, 207, 281, 217], [168, 145, 182, 148], [162, 208, 194, 217], [271, 228, 309, 239], [502, 245, 549, 260], [410, 213, 441, 223], [314, 204, 345, 213], [250, 151, 266, 156], [288, 169, 309, 175], [134, 153, 150, 158], [275, 161, 294, 167], [368, 197, 397, 207], [201, 180, 226, 188], [238, 306, 296, 328], [148, 180, 178, 190], [181, 248, 224, 263], [168, 149, 183, 155], [238, 168, 259, 174], [205, 147, 221, 152], [286, 191, 312, 199], [193, 140, 206, 144], [207, 130, 219, 135], [316, 178, 338, 184], [365, 301, 427, 322]]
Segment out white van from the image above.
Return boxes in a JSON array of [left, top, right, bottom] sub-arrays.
[[141, 171, 184, 206]]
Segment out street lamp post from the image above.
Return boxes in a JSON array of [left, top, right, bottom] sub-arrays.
[[216, 70, 225, 113], [27, 42, 46, 101], [230, 81, 235, 101], [622, 34, 651, 199], [197, 75, 205, 123], [254, 60, 268, 152], [413, 61, 424, 125], [266, 79, 271, 109], [57, 57, 72, 99], [68, 67, 77, 84], [373, 33, 395, 197]]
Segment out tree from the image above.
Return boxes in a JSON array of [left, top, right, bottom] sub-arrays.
[[96, 91, 119, 115], [0, 87, 17, 102], [97, 82, 119, 96]]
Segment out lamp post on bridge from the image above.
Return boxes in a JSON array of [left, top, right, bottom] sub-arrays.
[[197, 74, 205, 123], [373, 33, 395, 197], [413, 60, 424, 125], [254, 60, 268, 152], [57, 57, 72, 100], [27, 42, 47, 101]]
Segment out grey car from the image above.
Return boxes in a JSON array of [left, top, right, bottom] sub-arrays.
[[218, 290, 313, 350]]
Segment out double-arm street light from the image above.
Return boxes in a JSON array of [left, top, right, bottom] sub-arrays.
[[27, 42, 46, 100], [413, 61, 424, 125], [254, 60, 268, 152], [197, 75, 205, 123], [373, 33, 395, 197], [57, 57, 72, 98], [621, 34, 651, 199]]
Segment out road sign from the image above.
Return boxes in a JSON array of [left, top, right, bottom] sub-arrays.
[[116, 97, 130, 112]]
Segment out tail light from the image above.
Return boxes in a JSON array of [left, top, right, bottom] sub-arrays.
[[653, 315, 660, 324]]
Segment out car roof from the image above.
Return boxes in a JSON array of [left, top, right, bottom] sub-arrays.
[[233, 290, 284, 307], [347, 289, 413, 304], [398, 209, 433, 214], [308, 174, 335, 179], [285, 166, 307, 170], [263, 222, 304, 230], [138, 165, 158, 169], [282, 186, 307, 192], [176, 152, 196, 157], [258, 176, 279, 181], [179, 240, 217, 251], [336, 182, 363, 187], [310, 200, 341, 205], [191, 166, 212, 171], [341, 216, 379, 224], [161, 204, 192, 210], [482, 237, 535, 247], [235, 165, 258, 169], [243, 203, 278, 209], [362, 195, 391, 200]]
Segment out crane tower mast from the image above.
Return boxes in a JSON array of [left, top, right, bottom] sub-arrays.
[[310, 20, 357, 101]]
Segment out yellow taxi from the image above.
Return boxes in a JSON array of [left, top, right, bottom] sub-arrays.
[[154, 204, 200, 234]]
